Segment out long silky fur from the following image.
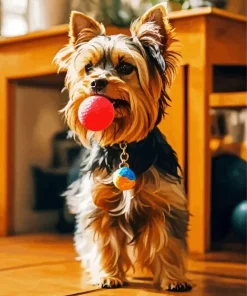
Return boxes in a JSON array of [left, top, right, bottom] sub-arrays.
[[56, 3, 191, 291], [64, 164, 190, 287], [54, 10, 181, 148]]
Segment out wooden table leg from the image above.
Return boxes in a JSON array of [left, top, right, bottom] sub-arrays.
[[187, 63, 212, 254], [0, 78, 15, 236]]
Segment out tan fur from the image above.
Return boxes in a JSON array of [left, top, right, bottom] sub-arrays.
[[54, 3, 181, 148], [73, 166, 190, 287], [55, 2, 191, 291]]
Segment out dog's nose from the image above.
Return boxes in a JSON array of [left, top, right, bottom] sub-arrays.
[[91, 79, 108, 92]]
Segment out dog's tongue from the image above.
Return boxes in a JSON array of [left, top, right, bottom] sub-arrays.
[[78, 96, 115, 131]]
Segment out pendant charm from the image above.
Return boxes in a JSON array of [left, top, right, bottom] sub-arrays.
[[113, 142, 136, 191]]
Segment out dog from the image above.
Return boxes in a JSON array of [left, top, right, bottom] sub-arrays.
[[54, 2, 192, 292]]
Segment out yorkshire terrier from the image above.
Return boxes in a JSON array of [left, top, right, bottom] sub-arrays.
[[54, 2, 192, 292]]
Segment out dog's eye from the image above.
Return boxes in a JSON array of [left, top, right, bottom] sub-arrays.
[[116, 62, 134, 75], [85, 63, 93, 74]]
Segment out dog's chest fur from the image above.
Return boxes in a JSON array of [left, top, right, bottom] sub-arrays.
[[72, 162, 189, 268], [67, 128, 188, 256]]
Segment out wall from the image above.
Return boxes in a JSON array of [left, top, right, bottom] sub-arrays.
[[14, 85, 67, 233]]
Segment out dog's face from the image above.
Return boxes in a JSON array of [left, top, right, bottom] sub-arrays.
[[55, 3, 180, 147]]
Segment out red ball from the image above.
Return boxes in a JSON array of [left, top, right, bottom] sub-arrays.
[[78, 96, 114, 131]]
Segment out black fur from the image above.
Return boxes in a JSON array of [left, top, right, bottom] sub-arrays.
[[167, 283, 192, 292], [79, 128, 181, 181], [166, 206, 189, 249], [143, 44, 166, 75]]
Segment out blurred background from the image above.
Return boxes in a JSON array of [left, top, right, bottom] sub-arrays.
[[0, 0, 246, 259], [0, 0, 246, 37]]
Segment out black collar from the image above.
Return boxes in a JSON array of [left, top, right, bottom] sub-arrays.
[[81, 127, 181, 180]]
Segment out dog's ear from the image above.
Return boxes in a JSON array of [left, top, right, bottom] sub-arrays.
[[130, 3, 172, 53], [54, 12, 105, 71], [69, 11, 105, 45]]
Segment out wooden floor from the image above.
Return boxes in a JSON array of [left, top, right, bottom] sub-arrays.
[[0, 233, 246, 296]]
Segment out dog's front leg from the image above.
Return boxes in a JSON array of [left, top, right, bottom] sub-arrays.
[[135, 212, 192, 292], [151, 236, 192, 292], [87, 182, 132, 288], [97, 224, 131, 288], [79, 221, 130, 288]]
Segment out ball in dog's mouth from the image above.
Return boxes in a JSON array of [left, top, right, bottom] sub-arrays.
[[78, 96, 130, 131], [78, 96, 114, 131]]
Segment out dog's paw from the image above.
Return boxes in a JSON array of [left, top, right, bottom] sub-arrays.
[[166, 282, 192, 292], [100, 277, 125, 289]]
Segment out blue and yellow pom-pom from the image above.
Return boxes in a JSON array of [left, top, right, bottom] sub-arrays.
[[113, 167, 136, 191]]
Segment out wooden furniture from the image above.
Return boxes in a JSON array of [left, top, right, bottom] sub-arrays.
[[167, 8, 247, 254], [0, 8, 246, 254]]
